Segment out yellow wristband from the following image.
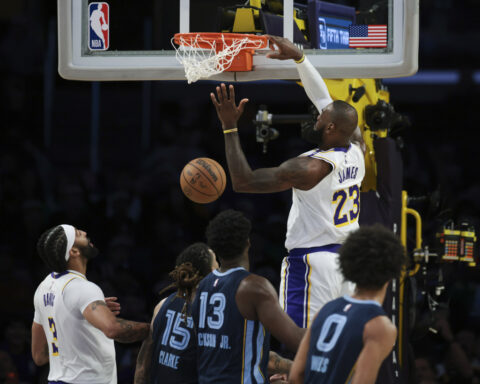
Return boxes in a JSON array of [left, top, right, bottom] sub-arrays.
[[223, 128, 238, 134], [294, 54, 305, 64]]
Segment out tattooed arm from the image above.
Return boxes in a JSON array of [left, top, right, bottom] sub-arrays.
[[31, 322, 49, 366], [211, 84, 332, 193], [268, 351, 293, 375], [83, 300, 149, 343]]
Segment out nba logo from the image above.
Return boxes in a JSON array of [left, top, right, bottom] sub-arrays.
[[88, 2, 109, 51]]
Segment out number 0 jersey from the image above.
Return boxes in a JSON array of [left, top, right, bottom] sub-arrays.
[[192, 267, 270, 384], [33, 271, 116, 384], [305, 295, 387, 384], [150, 293, 197, 384], [285, 143, 365, 251]]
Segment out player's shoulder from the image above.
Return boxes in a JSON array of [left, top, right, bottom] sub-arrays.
[[237, 273, 276, 298], [364, 315, 397, 344], [62, 274, 101, 295]]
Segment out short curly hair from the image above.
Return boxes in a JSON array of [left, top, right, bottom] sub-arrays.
[[36, 225, 68, 272], [205, 209, 251, 261], [339, 224, 407, 290]]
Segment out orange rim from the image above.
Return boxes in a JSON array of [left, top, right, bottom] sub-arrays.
[[173, 33, 268, 50]]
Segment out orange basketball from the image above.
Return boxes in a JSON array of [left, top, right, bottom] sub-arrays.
[[180, 157, 227, 204]]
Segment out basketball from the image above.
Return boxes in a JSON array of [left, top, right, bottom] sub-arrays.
[[180, 158, 226, 204], [101, 24, 108, 31]]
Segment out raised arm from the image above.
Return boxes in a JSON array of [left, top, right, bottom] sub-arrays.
[[266, 35, 333, 113], [351, 316, 397, 384], [236, 275, 305, 352], [83, 300, 149, 343], [211, 83, 331, 193]]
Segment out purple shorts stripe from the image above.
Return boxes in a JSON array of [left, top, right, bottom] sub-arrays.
[[285, 255, 308, 327], [285, 244, 341, 327]]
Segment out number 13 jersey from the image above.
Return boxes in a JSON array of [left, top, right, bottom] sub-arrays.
[[285, 143, 365, 251], [192, 267, 270, 384]]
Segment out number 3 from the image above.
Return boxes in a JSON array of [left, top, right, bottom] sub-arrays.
[[48, 317, 59, 356]]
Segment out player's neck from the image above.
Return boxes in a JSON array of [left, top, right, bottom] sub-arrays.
[[66, 259, 87, 277], [218, 255, 249, 273], [352, 283, 388, 305]]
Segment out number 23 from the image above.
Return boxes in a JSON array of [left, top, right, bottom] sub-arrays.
[[332, 185, 360, 227]]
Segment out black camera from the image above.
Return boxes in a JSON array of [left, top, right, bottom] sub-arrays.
[[365, 100, 410, 133]]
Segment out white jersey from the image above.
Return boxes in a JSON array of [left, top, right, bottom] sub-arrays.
[[285, 143, 365, 250], [33, 270, 116, 384]]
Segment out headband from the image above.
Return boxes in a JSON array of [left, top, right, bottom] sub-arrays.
[[60, 224, 76, 261]]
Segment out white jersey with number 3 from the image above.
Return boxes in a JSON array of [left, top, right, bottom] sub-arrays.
[[285, 143, 365, 251], [33, 270, 116, 384]]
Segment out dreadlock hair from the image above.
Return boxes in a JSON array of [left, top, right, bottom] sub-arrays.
[[339, 224, 407, 290], [205, 209, 251, 261], [159, 242, 213, 304], [36, 226, 68, 272]]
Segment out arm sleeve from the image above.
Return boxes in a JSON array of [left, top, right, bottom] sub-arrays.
[[63, 279, 106, 314], [296, 56, 333, 112]]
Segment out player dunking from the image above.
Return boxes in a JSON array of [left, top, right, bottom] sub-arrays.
[[192, 209, 304, 383], [134, 242, 219, 384], [288, 224, 407, 384], [32, 225, 149, 384], [210, 35, 366, 328]]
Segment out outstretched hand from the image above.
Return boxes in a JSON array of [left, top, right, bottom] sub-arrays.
[[105, 297, 121, 316], [266, 35, 304, 61], [210, 83, 248, 131]]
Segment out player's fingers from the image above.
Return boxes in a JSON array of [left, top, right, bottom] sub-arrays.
[[229, 84, 236, 103], [238, 98, 249, 113], [210, 92, 220, 107], [220, 83, 229, 100], [216, 85, 224, 102], [105, 297, 118, 302]]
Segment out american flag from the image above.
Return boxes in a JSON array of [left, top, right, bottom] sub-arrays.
[[349, 25, 387, 48]]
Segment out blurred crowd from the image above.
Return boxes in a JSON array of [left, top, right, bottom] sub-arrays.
[[1, 0, 480, 383]]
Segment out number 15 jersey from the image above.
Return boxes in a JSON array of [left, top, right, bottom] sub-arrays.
[[192, 267, 270, 384]]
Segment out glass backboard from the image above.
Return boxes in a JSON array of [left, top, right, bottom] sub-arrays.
[[58, 0, 418, 82]]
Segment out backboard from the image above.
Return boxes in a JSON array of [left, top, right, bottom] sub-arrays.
[[58, 0, 419, 82]]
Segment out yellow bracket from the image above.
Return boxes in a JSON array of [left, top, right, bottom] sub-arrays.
[[398, 190, 422, 367]]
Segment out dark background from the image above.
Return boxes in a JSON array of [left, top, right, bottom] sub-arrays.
[[1, 0, 480, 383]]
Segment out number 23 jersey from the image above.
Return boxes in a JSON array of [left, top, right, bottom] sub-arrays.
[[285, 143, 365, 251]]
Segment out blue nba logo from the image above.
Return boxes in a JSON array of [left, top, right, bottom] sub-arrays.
[[88, 2, 109, 51]]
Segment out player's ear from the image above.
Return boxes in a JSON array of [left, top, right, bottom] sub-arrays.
[[69, 246, 81, 259], [326, 122, 335, 133]]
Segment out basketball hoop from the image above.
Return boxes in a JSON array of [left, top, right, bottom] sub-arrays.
[[172, 33, 268, 84]]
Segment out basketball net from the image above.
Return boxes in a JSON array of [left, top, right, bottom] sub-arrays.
[[172, 34, 265, 84]]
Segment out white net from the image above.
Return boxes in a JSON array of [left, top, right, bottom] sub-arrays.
[[172, 34, 265, 84]]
